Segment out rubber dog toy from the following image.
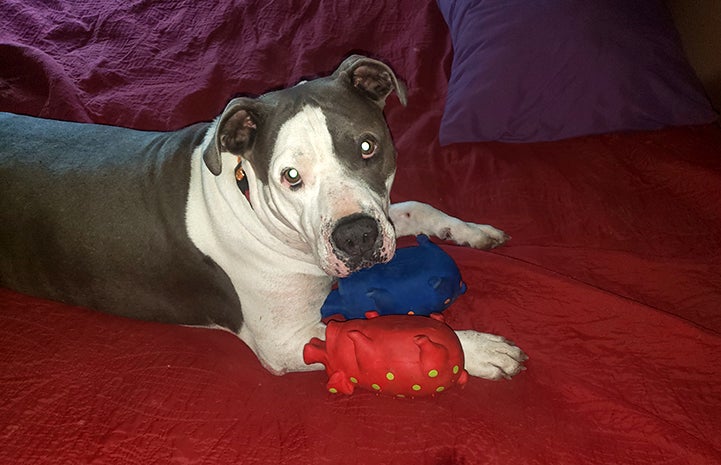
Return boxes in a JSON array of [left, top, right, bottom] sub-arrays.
[[304, 311, 469, 397], [320, 235, 466, 319]]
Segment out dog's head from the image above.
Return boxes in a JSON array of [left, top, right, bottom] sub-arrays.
[[202, 55, 407, 277]]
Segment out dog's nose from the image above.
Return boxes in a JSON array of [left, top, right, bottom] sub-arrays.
[[331, 214, 379, 258]]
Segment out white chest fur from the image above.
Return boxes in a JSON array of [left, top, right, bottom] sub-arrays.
[[185, 138, 332, 373]]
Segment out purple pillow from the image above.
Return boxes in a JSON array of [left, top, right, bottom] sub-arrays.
[[437, 0, 718, 145]]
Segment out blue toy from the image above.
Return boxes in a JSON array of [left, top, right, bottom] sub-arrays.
[[320, 235, 467, 319]]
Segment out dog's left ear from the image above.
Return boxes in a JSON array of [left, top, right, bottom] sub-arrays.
[[335, 55, 407, 108], [203, 97, 268, 176]]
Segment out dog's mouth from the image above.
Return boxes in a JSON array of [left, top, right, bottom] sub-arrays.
[[328, 248, 394, 278], [337, 250, 390, 276]]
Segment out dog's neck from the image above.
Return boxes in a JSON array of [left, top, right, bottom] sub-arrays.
[[242, 159, 318, 257], [187, 142, 328, 275]]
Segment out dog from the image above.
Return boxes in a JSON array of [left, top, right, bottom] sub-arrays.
[[0, 55, 526, 379]]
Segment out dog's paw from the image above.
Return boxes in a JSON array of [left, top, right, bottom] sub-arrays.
[[455, 330, 527, 380], [442, 222, 510, 250]]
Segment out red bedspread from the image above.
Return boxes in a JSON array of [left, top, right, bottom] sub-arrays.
[[2, 1, 720, 464]]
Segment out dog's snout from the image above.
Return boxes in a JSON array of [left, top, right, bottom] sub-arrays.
[[331, 214, 379, 258]]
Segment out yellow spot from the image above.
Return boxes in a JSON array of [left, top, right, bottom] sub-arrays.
[[386, 372, 395, 381], [329, 388, 338, 394], [397, 394, 406, 398], [444, 298, 451, 305], [428, 369, 439, 378], [436, 386, 445, 393], [372, 383, 381, 391], [407, 311, 415, 315], [412, 384, 422, 391], [350, 377, 358, 384], [453, 365, 460, 374]]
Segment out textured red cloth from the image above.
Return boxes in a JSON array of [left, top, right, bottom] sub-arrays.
[[2, 1, 721, 464]]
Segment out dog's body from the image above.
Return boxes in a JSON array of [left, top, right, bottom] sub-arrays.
[[0, 56, 525, 378]]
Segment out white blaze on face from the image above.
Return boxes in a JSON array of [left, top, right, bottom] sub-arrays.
[[262, 105, 396, 277]]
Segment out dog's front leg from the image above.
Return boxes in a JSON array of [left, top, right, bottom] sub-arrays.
[[390, 201, 509, 249]]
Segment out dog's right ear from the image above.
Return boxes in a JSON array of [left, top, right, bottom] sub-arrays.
[[203, 97, 267, 176]]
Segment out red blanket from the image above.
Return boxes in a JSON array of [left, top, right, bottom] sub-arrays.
[[2, 1, 720, 464]]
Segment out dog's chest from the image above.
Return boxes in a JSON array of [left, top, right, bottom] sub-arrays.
[[185, 142, 333, 324]]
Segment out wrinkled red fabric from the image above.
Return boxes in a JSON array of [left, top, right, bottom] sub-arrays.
[[1, 1, 720, 464]]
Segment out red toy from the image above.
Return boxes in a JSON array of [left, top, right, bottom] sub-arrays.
[[303, 312, 469, 397]]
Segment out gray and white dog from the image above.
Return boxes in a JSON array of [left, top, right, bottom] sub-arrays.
[[0, 56, 525, 379]]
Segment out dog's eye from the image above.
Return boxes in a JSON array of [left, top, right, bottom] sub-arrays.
[[281, 167, 303, 188], [360, 138, 377, 159]]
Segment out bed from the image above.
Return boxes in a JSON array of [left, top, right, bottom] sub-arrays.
[[2, 1, 720, 463]]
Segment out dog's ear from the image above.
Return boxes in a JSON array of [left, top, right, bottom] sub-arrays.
[[203, 97, 267, 176], [334, 55, 407, 108]]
